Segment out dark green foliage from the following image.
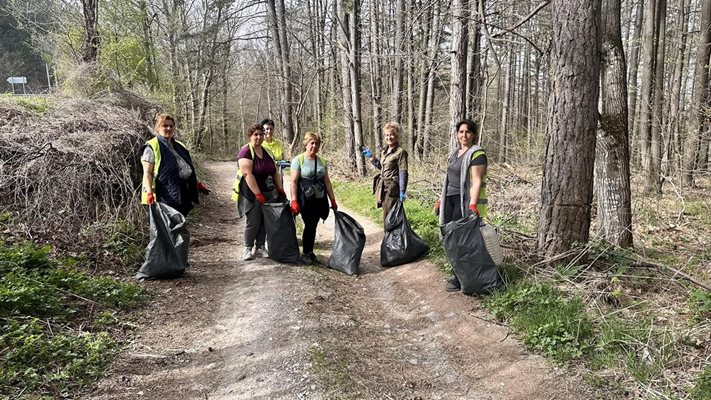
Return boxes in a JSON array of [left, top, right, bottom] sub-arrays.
[[691, 367, 711, 400], [485, 283, 592, 362], [688, 289, 711, 322], [0, 241, 148, 397]]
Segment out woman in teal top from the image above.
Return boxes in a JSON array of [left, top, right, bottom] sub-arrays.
[[289, 132, 337, 264]]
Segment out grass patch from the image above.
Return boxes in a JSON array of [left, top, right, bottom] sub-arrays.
[[309, 346, 355, 399], [485, 282, 592, 362], [691, 367, 711, 400], [0, 241, 149, 398], [79, 219, 145, 272], [1, 94, 54, 114]]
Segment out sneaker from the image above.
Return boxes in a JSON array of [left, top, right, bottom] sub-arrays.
[[445, 275, 461, 292], [253, 246, 269, 258], [242, 247, 254, 261]]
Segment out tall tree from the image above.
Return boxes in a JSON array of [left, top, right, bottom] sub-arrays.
[[665, 0, 690, 177], [627, 0, 643, 144], [81, 0, 100, 62], [349, 0, 365, 175], [448, 0, 469, 151], [537, 0, 601, 258], [682, 0, 711, 187], [390, 0, 406, 121], [368, 0, 383, 150], [266, 0, 295, 144], [596, 0, 633, 248]]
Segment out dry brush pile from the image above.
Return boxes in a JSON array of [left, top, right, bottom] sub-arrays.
[[0, 96, 150, 250]]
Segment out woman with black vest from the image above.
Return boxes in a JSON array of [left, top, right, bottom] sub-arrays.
[[434, 119, 489, 292], [141, 113, 210, 216]]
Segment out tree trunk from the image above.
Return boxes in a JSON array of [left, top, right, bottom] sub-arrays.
[[466, 0, 483, 116], [638, 0, 658, 191], [538, 0, 602, 258], [448, 0, 469, 151], [666, 0, 690, 179], [81, 0, 100, 63], [391, 0, 406, 121], [423, 0, 442, 157], [596, 0, 633, 248], [627, 0, 643, 145], [338, 0, 354, 168], [648, 0, 666, 193], [682, 0, 711, 187], [349, 0, 365, 175], [368, 0, 383, 150], [499, 45, 515, 163]]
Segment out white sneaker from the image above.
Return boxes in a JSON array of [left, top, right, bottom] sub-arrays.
[[242, 247, 254, 261], [253, 247, 269, 258]]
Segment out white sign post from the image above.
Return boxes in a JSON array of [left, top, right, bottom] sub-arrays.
[[6, 76, 27, 95]]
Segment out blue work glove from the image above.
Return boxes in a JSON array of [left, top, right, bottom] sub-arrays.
[[361, 147, 372, 158], [399, 192, 406, 202]]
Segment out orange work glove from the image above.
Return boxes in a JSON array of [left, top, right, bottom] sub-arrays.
[[290, 200, 300, 215], [255, 193, 266, 205], [147, 192, 156, 205], [434, 198, 440, 215], [468, 203, 479, 216], [330, 198, 338, 211]]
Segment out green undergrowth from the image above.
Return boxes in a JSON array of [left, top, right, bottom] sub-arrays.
[[334, 179, 711, 398], [0, 241, 149, 398], [0, 94, 54, 114]]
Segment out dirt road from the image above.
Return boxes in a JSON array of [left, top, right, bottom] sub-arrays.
[[84, 161, 593, 400]]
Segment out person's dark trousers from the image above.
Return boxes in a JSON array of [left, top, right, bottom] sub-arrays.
[[444, 194, 463, 289], [300, 200, 322, 254], [244, 204, 266, 249], [444, 195, 463, 224]]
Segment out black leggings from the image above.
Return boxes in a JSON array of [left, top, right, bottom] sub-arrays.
[[300, 198, 327, 254], [444, 195, 463, 224]]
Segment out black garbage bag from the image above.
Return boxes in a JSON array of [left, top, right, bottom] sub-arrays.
[[136, 202, 190, 280], [262, 200, 302, 264], [328, 210, 366, 275], [441, 213, 502, 295], [380, 200, 428, 267]]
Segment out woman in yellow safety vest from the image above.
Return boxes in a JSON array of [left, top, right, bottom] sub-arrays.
[[261, 118, 286, 162], [434, 119, 489, 292], [141, 113, 210, 216]]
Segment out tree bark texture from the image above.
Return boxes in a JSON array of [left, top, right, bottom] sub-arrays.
[[349, 0, 365, 175], [448, 0, 469, 152], [391, 0, 406, 121], [81, 0, 100, 63], [596, 0, 633, 248], [682, 0, 711, 187], [537, 0, 602, 257], [638, 0, 657, 188], [627, 0, 644, 144]]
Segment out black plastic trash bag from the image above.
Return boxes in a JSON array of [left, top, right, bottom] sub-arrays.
[[262, 200, 302, 264], [136, 202, 190, 280], [380, 200, 428, 267], [441, 213, 502, 295], [328, 210, 366, 275]]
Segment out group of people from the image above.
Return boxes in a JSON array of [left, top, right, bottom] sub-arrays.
[[140, 114, 489, 292]]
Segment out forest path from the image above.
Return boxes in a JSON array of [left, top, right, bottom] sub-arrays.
[[84, 161, 593, 400]]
